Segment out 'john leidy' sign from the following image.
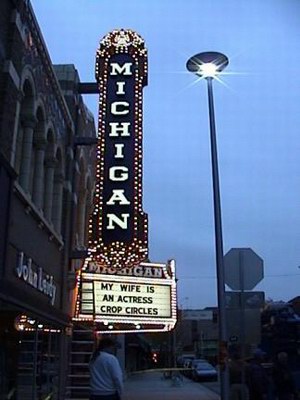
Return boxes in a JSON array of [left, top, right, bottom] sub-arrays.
[[81, 279, 171, 319], [16, 252, 57, 305]]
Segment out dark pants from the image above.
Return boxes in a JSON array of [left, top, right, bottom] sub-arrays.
[[278, 395, 295, 400], [90, 394, 120, 400]]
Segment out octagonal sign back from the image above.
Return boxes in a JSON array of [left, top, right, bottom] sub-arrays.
[[224, 248, 264, 291]]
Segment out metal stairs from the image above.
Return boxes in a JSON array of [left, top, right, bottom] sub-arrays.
[[65, 325, 95, 400]]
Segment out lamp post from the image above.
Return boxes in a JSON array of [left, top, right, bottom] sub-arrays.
[[186, 51, 229, 400]]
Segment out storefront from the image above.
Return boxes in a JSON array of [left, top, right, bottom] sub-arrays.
[[0, 311, 64, 400], [0, 1, 96, 398], [0, 183, 70, 400]]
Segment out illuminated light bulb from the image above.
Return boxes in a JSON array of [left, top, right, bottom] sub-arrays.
[[196, 62, 220, 78]]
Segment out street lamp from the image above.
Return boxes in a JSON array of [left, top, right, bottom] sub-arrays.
[[186, 51, 229, 400]]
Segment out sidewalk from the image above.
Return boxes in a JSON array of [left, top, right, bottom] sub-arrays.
[[123, 370, 220, 400]]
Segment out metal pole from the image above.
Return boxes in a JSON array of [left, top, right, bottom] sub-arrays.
[[173, 325, 177, 367], [239, 250, 246, 399], [32, 326, 39, 400], [206, 76, 228, 400]]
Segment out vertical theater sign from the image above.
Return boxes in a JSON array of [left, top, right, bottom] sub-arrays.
[[73, 29, 177, 333]]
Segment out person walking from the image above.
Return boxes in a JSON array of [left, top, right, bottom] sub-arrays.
[[89, 337, 123, 400], [228, 352, 249, 400], [272, 352, 297, 400], [247, 349, 269, 400]]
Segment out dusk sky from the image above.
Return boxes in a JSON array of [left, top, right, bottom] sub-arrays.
[[31, 0, 300, 309]]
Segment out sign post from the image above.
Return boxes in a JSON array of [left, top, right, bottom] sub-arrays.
[[224, 248, 264, 395], [224, 248, 264, 347]]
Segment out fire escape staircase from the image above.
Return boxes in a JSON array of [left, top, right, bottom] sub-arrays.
[[65, 324, 95, 400]]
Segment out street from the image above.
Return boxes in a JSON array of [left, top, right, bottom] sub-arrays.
[[123, 371, 220, 400]]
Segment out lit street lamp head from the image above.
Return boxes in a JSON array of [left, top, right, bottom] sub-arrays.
[[186, 51, 229, 78]]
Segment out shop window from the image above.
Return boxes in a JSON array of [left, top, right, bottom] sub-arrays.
[[16, 79, 35, 192], [75, 158, 87, 249], [31, 107, 46, 209], [51, 148, 64, 234], [15, 318, 61, 400], [43, 129, 55, 222]]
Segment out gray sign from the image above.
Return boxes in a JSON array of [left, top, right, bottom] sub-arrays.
[[224, 248, 264, 290], [225, 291, 265, 309], [182, 310, 213, 320], [226, 309, 261, 345]]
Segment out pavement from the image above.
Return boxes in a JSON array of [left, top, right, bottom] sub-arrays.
[[123, 370, 220, 400], [201, 381, 221, 396]]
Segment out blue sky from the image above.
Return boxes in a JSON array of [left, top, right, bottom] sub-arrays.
[[31, 0, 300, 308]]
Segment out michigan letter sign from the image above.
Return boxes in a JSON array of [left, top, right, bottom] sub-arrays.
[[74, 30, 177, 333], [91, 29, 148, 268]]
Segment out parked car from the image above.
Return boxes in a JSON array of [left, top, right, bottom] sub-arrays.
[[176, 355, 195, 368], [191, 361, 218, 382], [190, 358, 207, 368], [177, 355, 195, 377], [184, 358, 206, 378]]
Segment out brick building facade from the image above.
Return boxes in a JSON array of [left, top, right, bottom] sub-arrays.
[[0, 1, 96, 398]]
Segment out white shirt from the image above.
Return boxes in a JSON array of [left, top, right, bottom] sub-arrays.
[[90, 350, 123, 396]]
